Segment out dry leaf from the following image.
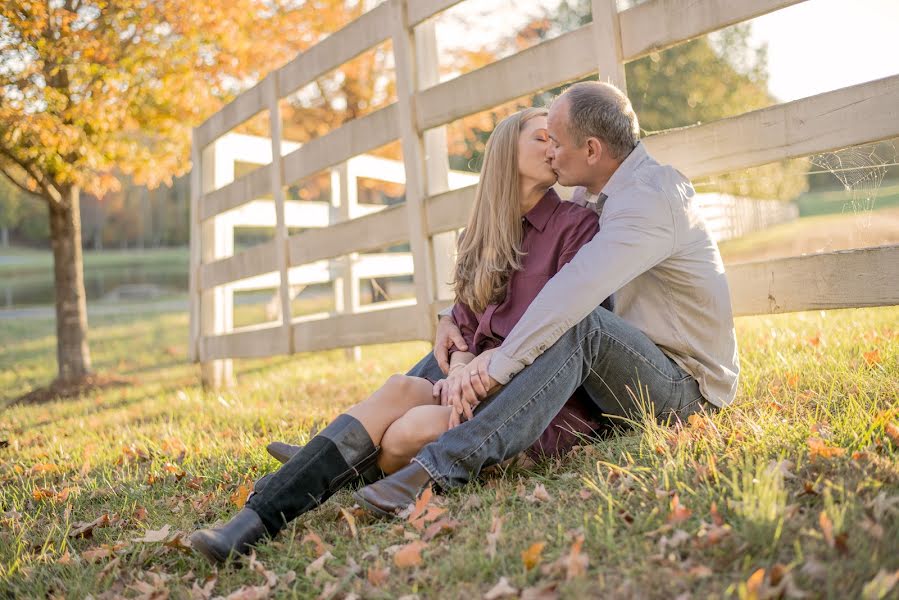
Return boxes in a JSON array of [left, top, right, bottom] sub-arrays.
[[667, 494, 692, 525], [393, 541, 427, 568], [745, 568, 766, 600], [406, 486, 433, 523], [27, 463, 60, 476], [230, 484, 251, 508], [164, 531, 194, 553], [807, 436, 846, 459], [484, 576, 518, 599], [70, 513, 111, 539], [302, 531, 328, 557], [367, 565, 390, 587], [423, 518, 459, 542], [339, 507, 357, 538], [689, 564, 714, 578], [305, 550, 333, 577], [486, 512, 504, 559], [191, 577, 217, 600], [863, 349, 881, 366], [861, 569, 899, 600], [521, 583, 559, 600], [133, 524, 171, 543], [525, 483, 551, 503], [884, 422, 899, 445], [521, 541, 546, 570]]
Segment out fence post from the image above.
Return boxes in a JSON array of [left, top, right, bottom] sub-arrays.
[[199, 139, 235, 388], [265, 72, 295, 357], [391, 0, 437, 341], [189, 133, 201, 363], [331, 161, 363, 361], [591, 0, 627, 90], [415, 20, 457, 306]]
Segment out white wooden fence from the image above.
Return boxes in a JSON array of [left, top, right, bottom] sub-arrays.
[[190, 0, 899, 387]]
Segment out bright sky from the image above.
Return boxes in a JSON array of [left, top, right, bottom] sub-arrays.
[[435, 0, 899, 103]]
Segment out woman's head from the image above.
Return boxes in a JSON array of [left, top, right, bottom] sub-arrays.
[[453, 108, 554, 313]]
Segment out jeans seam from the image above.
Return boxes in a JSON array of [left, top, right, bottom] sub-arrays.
[[444, 324, 603, 477]]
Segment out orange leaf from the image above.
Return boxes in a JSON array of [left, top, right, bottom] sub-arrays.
[[27, 463, 60, 476], [884, 422, 899, 445], [745, 568, 766, 600], [786, 373, 799, 389], [230, 484, 251, 508], [808, 334, 821, 347], [863, 349, 881, 366], [667, 493, 692, 525], [301, 531, 328, 557], [393, 541, 427, 568], [564, 534, 589, 580], [521, 541, 546, 570], [807, 437, 846, 459], [367, 565, 390, 587], [339, 507, 357, 538], [423, 518, 459, 542]]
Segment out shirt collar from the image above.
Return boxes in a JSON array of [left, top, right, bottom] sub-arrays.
[[600, 141, 648, 199], [522, 188, 560, 232]]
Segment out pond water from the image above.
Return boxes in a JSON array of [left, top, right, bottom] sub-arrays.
[[1, 263, 188, 308]]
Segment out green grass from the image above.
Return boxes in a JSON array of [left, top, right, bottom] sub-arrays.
[[0, 246, 189, 277], [1, 306, 898, 598]]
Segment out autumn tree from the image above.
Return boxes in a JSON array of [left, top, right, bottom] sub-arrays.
[[0, 0, 317, 387]]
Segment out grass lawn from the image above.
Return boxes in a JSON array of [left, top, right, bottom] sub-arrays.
[[1, 303, 897, 599]]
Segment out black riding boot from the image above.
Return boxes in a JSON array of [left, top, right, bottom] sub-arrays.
[[265, 440, 383, 484], [191, 414, 380, 564]]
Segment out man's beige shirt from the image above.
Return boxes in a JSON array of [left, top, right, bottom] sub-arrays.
[[486, 142, 740, 407]]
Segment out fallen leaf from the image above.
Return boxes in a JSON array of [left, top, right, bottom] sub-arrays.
[[578, 489, 593, 500], [406, 485, 433, 523], [819, 511, 848, 554], [520, 583, 559, 600], [486, 512, 504, 559], [808, 334, 821, 347], [667, 494, 692, 525], [423, 518, 459, 542], [305, 550, 333, 577], [394, 541, 427, 568], [863, 349, 881, 366], [339, 507, 357, 538], [230, 483, 251, 508], [884, 422, 899, 446], [27, 463, 60, 476], [524, 483, 551, 503], [191, 576, 217, 600], [133, 524, 171, 543], [164, 531, 194, 553], [807, 436, 846, 459], [301, 531, 328, 557], [132, 506, 149, 522], [484, 576, 518, 599], [861, 569, 899, 600], [367, 565, 390, 587], [461, 495, 483, 511], [69, 513, 111, 539], [521, 541, 546, 570], [689, 564, 713, 578], [745, 568, 766, 600]]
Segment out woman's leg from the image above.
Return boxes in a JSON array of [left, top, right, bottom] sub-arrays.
[[192, 375, 439, 564], [378, 405, 453, 474], [345, 375, 439, 446]]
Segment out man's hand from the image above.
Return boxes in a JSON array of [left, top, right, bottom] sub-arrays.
[[434, 315, 467, 375], [440, 349, 501, 429]]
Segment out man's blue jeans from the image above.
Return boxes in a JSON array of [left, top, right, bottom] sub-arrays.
[[412, 305, 711, 490]]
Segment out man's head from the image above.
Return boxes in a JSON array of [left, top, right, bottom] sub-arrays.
[[546, 81, 640, 192]]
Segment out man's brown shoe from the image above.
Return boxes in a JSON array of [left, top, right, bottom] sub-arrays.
[[353, 462, 434, 519]]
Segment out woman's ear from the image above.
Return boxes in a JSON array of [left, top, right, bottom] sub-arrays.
[[585, 137, 603, 165]]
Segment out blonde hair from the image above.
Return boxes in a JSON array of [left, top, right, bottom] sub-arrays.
[[453, 107, 548, 314]]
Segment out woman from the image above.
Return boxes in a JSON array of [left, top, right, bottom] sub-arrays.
[[190, 108, 606, 565]]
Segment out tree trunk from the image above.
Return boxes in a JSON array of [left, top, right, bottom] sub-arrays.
[[48, 186, 92, 383]]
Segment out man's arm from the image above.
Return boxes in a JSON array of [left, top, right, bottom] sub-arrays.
[[488, 187, 677, 383]]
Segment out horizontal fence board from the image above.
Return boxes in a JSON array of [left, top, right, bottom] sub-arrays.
[[200, 240, 278, 291], [195, 78, 268, 150], [293, 304, 425, 353], [224, 199, 330, 228], [408, 0, 465, 26], [201, 164, 273, 222], [417, 25, 595, 130], [288, 203, 409, 266], [279, 2, 392, 96], [728, 245, 899, 316], [281, 104, 399, 185], [426, 184, 475, 234], [645, 74, 899, 180], [201, 323, 290, 361], [619, 0, 806, 61]]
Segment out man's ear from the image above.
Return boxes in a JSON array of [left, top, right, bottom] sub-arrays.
[[585, 137, 603, 165]]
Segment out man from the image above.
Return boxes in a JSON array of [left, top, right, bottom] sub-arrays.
[[353, 81, 739, 515]]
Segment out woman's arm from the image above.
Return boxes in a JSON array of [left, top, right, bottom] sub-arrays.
[[448, 350, 475, 373]]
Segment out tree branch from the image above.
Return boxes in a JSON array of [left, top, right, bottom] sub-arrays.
[[0, 164, 43, 200], [0, 147, 63, 205]]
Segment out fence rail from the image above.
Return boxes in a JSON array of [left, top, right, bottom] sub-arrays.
[[190, 0, 899, 387]]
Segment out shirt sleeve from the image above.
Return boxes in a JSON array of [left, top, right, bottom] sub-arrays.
[[449, 302, 479, 356], [488, 184, 677, 383]]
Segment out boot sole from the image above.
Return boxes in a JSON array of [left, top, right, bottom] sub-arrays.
[[190, 531, 232, 565], [352, 489, 399, 520]]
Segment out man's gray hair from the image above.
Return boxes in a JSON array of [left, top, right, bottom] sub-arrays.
[[561, 81, 640, 160]]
